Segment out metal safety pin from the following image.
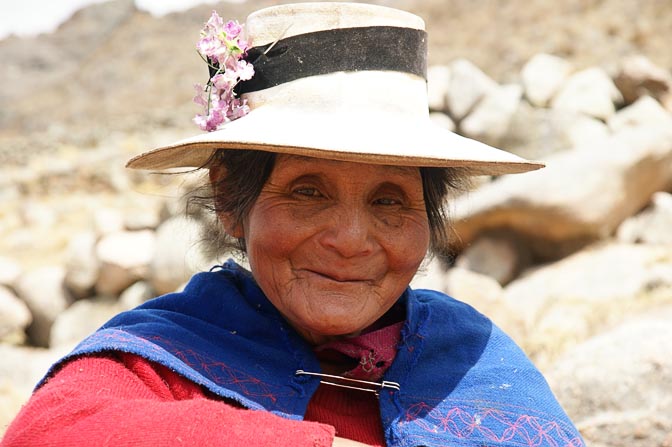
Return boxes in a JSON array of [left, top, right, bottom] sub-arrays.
[[295, 370, 400, 395]]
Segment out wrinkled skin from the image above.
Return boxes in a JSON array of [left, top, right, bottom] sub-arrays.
[[214, 155, 430, 345]]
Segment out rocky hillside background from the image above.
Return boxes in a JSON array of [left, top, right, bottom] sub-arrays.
[[2, 0, 672, 445]]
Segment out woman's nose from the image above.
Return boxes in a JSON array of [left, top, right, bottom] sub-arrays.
[[319, 206, 375, 258]]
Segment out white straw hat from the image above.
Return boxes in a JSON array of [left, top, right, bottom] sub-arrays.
[[126, 2, 543, 176]]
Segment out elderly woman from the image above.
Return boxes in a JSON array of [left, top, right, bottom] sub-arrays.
[[1, 3, 584, 447]]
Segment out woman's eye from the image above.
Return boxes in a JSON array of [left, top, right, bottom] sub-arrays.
[[374, 197, 401, 206], [293, 187, 322, 197]]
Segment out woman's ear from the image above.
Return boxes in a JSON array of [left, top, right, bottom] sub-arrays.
[[209, 165, 245, 238]]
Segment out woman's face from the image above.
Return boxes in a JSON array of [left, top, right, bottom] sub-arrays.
[[225, 155, 430, 344]]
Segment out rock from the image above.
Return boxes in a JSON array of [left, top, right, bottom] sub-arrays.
[[0, 286, 32, 345], [124, 206, 161, 231], [19, 201, 56, 228], [502, 242, 672, 365], [95, 230, 156, 296], [460, 83, 523, 146], [93, 207, 125, 236], [608, 95, 672, 132], [427, 65, 451, 112], [613, 55, 672, 105], [521, 53, 573, 107], [565, 114, 611, 150], [0, 257, 22, 288], [150, 215, 212, 295], [119, 281, 155, 310], [14, 266, 71, 347], [50, 297, 122, 347], [429, 112, 456, 132], [63, 232, 100, 299], [552, 67, 623, 121], [617, 191, 672, 244], [548, 308, 672, 447], [500, 103, 610, 160], [452, 124, 672, 260], [445, 58, 498, 121], [455, 230, 531, 285], [500, 102, 609, 160]]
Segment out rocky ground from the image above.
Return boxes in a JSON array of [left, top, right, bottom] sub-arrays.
[[2, 0, 672, 445]]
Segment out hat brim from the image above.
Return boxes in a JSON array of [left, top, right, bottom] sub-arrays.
[[126, 106, 543, 176]]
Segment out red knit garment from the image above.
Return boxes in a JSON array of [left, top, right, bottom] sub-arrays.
[[0, 352, 387, 446], [305, 384, 385, 446], [0, 353, 336, 447]]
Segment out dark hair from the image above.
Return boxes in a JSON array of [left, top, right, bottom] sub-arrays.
[[188, 149, 469, 259]]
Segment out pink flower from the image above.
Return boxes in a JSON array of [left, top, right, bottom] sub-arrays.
[[193, 11, 254, 132], [223, 20, 243, 40]]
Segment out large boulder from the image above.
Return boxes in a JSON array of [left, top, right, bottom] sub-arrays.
[[63, 231, 100, 299], [14, 266, 72, 347], [551, 67, 623, 121], [95, 230, 156, 296], [460, 83, 523, 147], [521, 53, 573, 107], [0, 257, 21, 288], [548, 307, 672, 447], [613, 55, 672, 105], [0, 286, 32, 345], [445, 58, 498, 121], [454, 230, 531, 285], [502, 242, 672, 366], [50, 297, 122, 347], [617, 191, 672, 245], [149, 215, 212, 296], [607, 95, 672, 132], [427, 65, 451, 112], [499, 103, 609, 160], [452, 123, 672, 259]]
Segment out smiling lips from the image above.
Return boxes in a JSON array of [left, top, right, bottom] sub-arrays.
[[303, 268, 373, 284]]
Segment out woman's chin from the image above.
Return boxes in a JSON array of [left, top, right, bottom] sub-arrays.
[[293, 321, 366, 345]]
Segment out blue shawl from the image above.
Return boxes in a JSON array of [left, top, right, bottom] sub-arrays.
[[43, 261, 584, 447]]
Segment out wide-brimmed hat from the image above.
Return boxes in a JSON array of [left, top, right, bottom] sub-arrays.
[[126, 2, 543, 176]]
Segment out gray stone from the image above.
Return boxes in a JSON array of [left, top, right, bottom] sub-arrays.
[[427, 65, 451, 112], [452, 124, 672, 259], [0, 286, 31, 345], [445, 58, 498, 120], [150, 215, 212, 295], [50, 297, 121, 347], [460, 84, 523, 146], [521, 53, 573, 107], [96, 230, 156, 296], [613, 55, 672, 105], [608, 95, 672, 132], [552, 67, 623, 121], [63, 232, 100, 299], [548, 307, 672, 447], [93, 208, 125, 236], [502, 242, 672, 366], [455, 230, 531, 285], [499, 103, 609, 160], [617, 191, 672, 245], [119, 281, 155, 310], [14, 266, 71, 347], [0, 257, 22, 288]]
